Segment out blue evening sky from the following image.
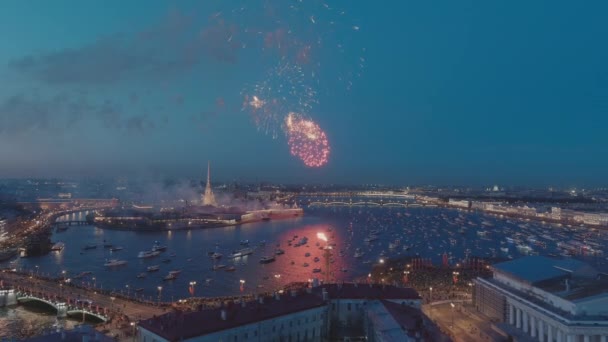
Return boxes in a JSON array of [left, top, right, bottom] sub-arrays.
[[0, 1, 606, 186]]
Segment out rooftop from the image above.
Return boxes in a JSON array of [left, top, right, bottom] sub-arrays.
[[23, 325, 114, 342], [492, 256, 594, 284], [139, 283, 421, 341], [139, 291, 326, 341]]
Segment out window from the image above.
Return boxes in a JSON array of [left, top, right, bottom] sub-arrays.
[[347, 303, 351, 311], [332, 303, 336, 311], [244, 332, 248, 339]]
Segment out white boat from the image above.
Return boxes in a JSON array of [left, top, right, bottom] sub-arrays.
[[51, 242, 65, 251], [138, 250, 161, 258], [229, 248, 254, 258], [152, 241, 167, 252], [104, 259, 127, 267], [169, 270, 182, 275], [147, 265, 160, 272], [240, 240, 249, 246], [259, 256, 276, 264], [163, 273, 177, 281], [211, 252, 223, 259]]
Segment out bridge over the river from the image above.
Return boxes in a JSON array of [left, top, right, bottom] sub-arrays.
[[0, 288, 109, 322], [308, 199, 423, 208]]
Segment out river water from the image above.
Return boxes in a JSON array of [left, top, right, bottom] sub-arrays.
[[1, 204, 606, 336]]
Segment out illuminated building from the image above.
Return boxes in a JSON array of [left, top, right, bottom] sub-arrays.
[[473, 256, 608, 342]]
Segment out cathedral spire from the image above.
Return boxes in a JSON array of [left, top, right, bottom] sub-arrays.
[[203, 161, 217, 206]]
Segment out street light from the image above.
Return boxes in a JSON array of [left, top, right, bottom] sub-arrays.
[[157, 286, 163, 306], [126, 284, 130, 298], [110, 296, 115, 310], [429, 287, 433, 319], [130, 322, 136, 342], [62, 270, 66, 282], [189, 281, 196, 297], [379, 258, 385, 264], [450, 302, 455, 328]]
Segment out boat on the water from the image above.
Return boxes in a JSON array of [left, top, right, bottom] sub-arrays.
[[163, 273, 177, 281], [104, 259, 127, 267], [147, 265, 160, 272], [152, 241, 167, 252], [229, 248, 253, 258], [82, 244, 97, 250], [136, 273, 146, 279], [211, 252, 223, 259], [275, 249, 285, 255], [259, 256, 276, 264], [138, 250, 161, 258], [51, 242, 65, 251], [110, 246, 123, 252]]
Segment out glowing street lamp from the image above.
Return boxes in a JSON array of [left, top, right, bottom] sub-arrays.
[[379, 258, 385, 264], [157, 286, 163, 306], [450, 302, 455, 328], [189, 281, 196, 297]]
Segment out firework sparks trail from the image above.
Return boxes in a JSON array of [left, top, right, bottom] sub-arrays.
[[284, 112, 330, 167]]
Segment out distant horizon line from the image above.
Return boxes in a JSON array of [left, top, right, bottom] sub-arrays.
[[0, 176, 604, 191]]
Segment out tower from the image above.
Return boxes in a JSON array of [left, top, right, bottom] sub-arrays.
[[202, 161, 217, 206]]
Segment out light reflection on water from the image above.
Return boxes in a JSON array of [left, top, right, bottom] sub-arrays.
[[0, 305, 78, 339]]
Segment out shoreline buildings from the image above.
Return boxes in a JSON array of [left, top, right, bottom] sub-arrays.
[[473, 256, 608, 342]]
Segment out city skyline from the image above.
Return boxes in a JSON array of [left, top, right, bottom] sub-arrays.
[[1, 1, 607, 186]]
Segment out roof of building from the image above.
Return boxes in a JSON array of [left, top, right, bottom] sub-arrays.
[[138, 284, 421, 341], [23, 325, 114, 342], [492, 256, 594, 284], [380, 300, 423, 332], [139, 291, 326, 341]]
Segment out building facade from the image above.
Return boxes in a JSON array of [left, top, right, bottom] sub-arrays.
[[473, 256, 608, 342]]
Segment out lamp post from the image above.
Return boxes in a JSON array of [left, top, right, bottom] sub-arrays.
[[126, 284, 130, 298], [92, 277, 96, 289], [429, 287, 433, 319], [450, 302, 455, 328], [110, 296, 115, 311], [130, 322, 136, 342], [62, 270, 66, 282], [189, 281, 196, 297], [35, 265, 39, 276], [157, 286, 162, 306]]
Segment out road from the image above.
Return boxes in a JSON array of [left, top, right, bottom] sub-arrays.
[[423, 302, 506, 342]]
